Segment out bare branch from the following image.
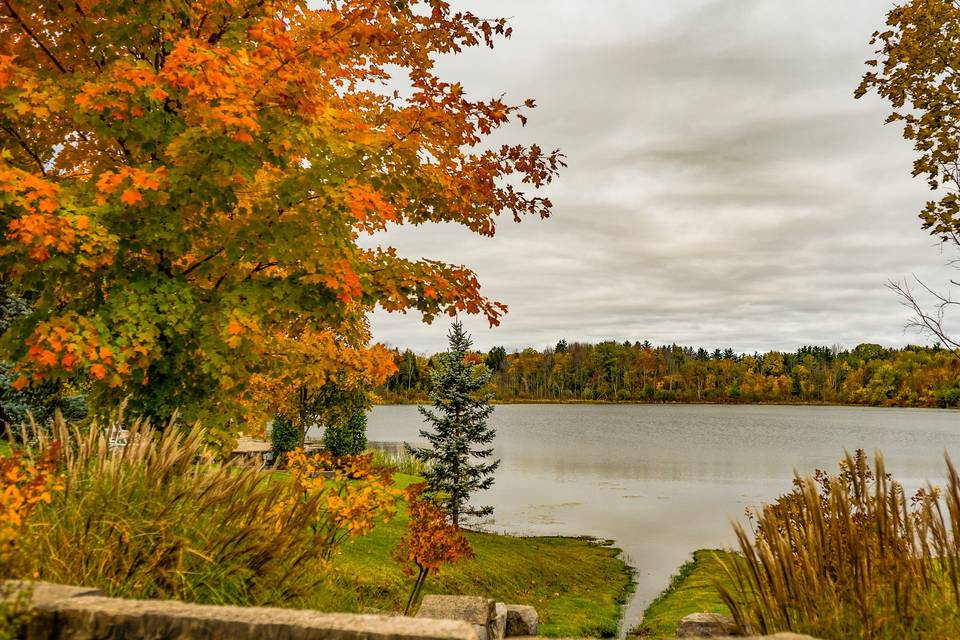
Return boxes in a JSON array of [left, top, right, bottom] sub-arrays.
[[888, 276, 960, 360]]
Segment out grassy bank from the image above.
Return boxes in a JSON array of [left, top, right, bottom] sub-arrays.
[[634, 549, 735, 639], [309, 473, 634, 638]]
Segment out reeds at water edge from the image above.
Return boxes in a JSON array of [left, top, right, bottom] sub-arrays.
[[718, 450, 960, 639]]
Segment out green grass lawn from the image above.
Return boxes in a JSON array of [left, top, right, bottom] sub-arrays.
[[306, 473, 635, 638], [633, 549, 738, 638]]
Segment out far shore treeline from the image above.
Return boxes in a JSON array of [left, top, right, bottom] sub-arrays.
[[379, 341, 960, 408]]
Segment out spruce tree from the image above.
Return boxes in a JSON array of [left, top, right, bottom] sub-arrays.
[[409, 322, 499, 526]]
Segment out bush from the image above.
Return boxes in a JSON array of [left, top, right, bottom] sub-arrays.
[[270, 413, 300, 461], [10, 417, 395, 607], [323, 412, 367, 457], [719, 450, 960, 639]]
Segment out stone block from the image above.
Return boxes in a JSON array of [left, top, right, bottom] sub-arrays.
[[416, 596, 495, 626], [3, 581, 104, 607], [504, 605, 538, 637], [677, 612, 738, 637], [417, 596, 497, 640], [492, 603, 507, 640]]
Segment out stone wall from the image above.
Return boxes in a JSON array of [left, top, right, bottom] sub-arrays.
[[8, 582, 479, 640], [5, 582, 822, 640]]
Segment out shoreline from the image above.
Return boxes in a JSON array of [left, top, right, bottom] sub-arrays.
[[376, 398, 960, 410], [321, 472, 635, 637]]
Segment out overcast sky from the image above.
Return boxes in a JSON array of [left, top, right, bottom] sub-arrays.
[[366, 0, 956, 355]]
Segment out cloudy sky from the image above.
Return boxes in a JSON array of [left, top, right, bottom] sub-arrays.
[[367, 0, 956, 355]]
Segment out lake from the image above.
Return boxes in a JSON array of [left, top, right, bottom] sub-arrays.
[[366, 403, 960, 632]]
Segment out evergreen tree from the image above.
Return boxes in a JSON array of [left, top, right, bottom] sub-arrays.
[[409, 322, 499, 526]]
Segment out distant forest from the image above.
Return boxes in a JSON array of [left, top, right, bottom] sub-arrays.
[[379, 341, 960, 408]]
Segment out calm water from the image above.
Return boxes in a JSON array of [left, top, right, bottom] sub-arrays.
[[367, 403, 960, 631]]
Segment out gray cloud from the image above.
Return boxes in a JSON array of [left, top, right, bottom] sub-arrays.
[[367, 0, 956, 354]]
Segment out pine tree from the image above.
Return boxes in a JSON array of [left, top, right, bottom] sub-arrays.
[[409, 322, 499, 526]]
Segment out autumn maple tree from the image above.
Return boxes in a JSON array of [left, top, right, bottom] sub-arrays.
[[392, 482, 473, 615], [0, 0, 563, 431]]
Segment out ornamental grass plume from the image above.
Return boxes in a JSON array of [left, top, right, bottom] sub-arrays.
[[393, 482, 473, 615], [718, 450, 960, 639], [7, 414, 397, 607]]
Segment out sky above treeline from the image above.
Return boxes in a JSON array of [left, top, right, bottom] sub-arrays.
[[366, 0, 957, 355]]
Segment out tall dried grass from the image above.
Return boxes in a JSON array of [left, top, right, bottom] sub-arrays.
[[370, 447, 432, 477], [719, 450, 960, 639], [7, 415, 331, 606]]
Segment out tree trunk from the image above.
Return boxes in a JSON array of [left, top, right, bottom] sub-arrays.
[[404, 566, 430, 615]]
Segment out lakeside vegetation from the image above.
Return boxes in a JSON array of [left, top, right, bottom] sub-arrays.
[[637, 450, 960, 640], [380, 342, 960, 408], [323, 473, 633, 637], [0, 418, 632, 637], [718, 450, 960, 639], [635, 550, 733, 639]]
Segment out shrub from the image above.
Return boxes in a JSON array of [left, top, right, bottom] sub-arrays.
[[935, 385, 960, 408], [0, 585, 31, 640], [283, 448, 398, 558], [0, 443, 62, 566], [0, 362, 86, 432], [323, 412, 367, 457], [719, 450, 960, 639], [270, 413, 301, 462], [10, 416, 396, 607]]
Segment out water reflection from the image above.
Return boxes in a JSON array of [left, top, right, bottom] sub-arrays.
[[367, 403, 960, 630]]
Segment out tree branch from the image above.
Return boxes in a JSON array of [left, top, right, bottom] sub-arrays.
[[0, 123, 46, 176], [207, 0, 266, 45], [888, 276, 960, 360], [182, 247, 226, 276], [242, 261, 279, 282], [2, 0, 67, 73]]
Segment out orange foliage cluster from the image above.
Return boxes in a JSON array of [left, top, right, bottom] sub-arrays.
[[0, 0, 561, 429], [392, 482, 473, 613], [0, 443, 63, 560], [14, 314, 122, 389], [283, 448, 398, 552], [393, 482, 473, 575], [95, 166, 168, 208]]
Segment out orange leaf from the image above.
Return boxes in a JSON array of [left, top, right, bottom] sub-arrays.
[[119, 189, 142, 205]]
